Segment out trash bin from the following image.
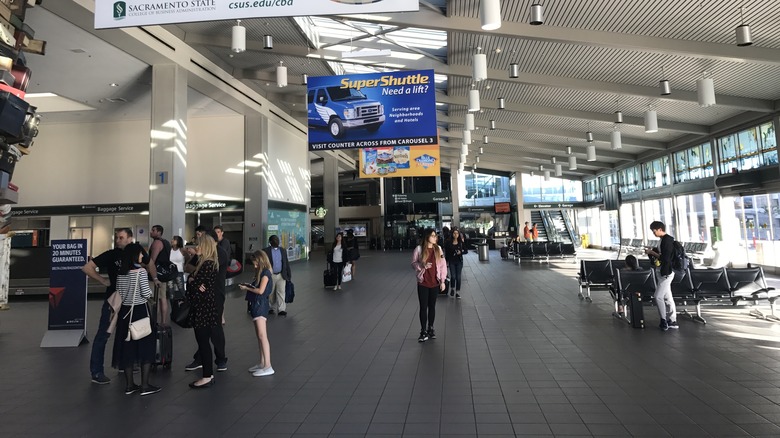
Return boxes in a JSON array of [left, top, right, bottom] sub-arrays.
[[478, 243, 489, 261]]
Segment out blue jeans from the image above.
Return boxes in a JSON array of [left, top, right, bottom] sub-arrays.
[[89, 300, 112, 377], [449, 260, 463, 291]]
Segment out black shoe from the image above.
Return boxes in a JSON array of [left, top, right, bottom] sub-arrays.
[[216, 362, 228, 372], [124, 384, 141, 395], [268, 309, 275, 315], [427, 327, 436, 339], [659, 319, 669, 331], [140, 385, 162, 396], [91, 374, 111, 385], [667, 320, 679, 329], [189, 378, 214, 389], [450, 290, 454, 297], [455, 293, 461, 299], [184, 360, 202, 371], [418, 331, 429, 342], [278, 311, 287, 316]]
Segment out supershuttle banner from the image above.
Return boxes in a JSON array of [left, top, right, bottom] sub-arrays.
[[95, 0, 419, 29], [307, 69, 438, 151], [359, 144, 441, 178]]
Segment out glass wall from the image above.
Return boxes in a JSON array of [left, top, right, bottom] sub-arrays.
[[459, 171, 511, 207], [584, 179, 602, 202], [642, 156, 670, 189], [619, 202, 644, 239], [618, 165, 641, 193], [674, 142, 714, 183], [643, 197, 675, 238], [718, 121, 777, 174], [521, 173, 583, 202], [675, 192, 716, 243]]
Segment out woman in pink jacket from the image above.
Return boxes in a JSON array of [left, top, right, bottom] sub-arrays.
[[411, 228, 448, 343]]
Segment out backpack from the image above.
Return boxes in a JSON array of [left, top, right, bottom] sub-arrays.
[[671, 240, 690, 272]]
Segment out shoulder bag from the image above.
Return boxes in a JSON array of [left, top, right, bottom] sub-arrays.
[[124, 271, 152, 341]]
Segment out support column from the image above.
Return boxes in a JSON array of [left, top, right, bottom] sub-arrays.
[[244, 115, 268, 257], [149, 64, 187, 239], [514, 173, 526, 236], [451, 171, 461, 227], [323, 155, 340, 247]]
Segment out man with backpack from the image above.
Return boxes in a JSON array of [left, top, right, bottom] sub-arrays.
[[644, 221, 679, 331]]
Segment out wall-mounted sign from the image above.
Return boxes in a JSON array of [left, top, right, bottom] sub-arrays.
[[308, 69, 437, 151], [392, 191, 451, 204], [526, 203, 579, 209], [95, 0, 419, 29], [11, 203, 149, 217], [184, 201, 244, 211]]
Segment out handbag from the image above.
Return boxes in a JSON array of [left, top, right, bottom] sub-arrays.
[[284, 280, 295, 303], [170, 297, 191, 328], [124, 271, 152, 341], [342, 263, 353, 283], [155, 262, 178, 282]]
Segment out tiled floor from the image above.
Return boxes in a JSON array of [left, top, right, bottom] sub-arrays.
[[1, 249, 779, 437]]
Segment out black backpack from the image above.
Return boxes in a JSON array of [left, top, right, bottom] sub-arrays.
[[671, 240, 690, 272]]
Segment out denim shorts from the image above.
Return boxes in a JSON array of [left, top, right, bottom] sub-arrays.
[[249, 295, 270, 319]]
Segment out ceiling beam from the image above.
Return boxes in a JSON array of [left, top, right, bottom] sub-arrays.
[[436, 92, 708, 135], [353, 9, 780, 67], [437, 113, 666, 150], [439, 139, 612, 169], [439, 151, 594, 177]]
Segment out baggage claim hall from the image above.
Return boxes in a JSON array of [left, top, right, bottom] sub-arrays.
[[2, 1, 780, 437]]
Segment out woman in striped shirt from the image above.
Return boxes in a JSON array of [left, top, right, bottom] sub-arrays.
[[111, 243, 161, 396]]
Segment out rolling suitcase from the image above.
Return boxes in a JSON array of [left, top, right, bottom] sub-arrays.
[[500, 246, 509, 260], [324, 263, 338, 288], [627, 291, 645, 329], [151, 285, 173, 368]]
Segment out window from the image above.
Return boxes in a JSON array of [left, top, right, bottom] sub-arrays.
[[584, 179, 602, 202], [642, 156, 670, 189], [619, 165, 640, 193], [674, 142, 713, 183], [521, 174, 583, 202], [460, 172, 511, 207], [718, 121, 777, 174]]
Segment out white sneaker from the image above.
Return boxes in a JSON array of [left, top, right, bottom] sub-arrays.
[[252, 366, 275, 377], [248, 364, 263, 373]]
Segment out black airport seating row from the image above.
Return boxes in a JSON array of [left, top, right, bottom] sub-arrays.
[[577, 259, 779, 323], [620, 239, 708, 263], [507, 241, 576, 262]]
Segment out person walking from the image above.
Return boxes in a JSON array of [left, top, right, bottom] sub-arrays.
[[327, 232, 346, 290], [411, 228, 448, 342], [111, 243, 161, 396], [523, 222, 531, 242], [186, 235, 220, 388], [644, 221, 679, 331], [83, 228, 133, 385], [444, 228, 466, 299], [264, 235, 292, 315], [239, 250, 275, 377], [531, 223, 539, 242]]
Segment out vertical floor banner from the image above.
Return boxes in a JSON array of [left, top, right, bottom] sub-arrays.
[[41, 239, 88, 348]]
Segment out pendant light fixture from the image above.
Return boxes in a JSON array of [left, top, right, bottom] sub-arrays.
[[551, 156, 557, 165], [586, 130, 594, 143], [614, 98, 623, 124], [480, 0, 502, 31], [569, 155, 577, 171], [610, 126, 622, 150], [276, 61, 287, 87], [461, 143, 468, 156], [531, 171, 535, 177], [497, 97, 505, 109], [697, 72, 716, 107], [301, 74, 308, 85], [554, 163, 562, 177], [263, 34, 273, 50], [483, 135, 489, 144], [473, 50, 488, 82], [465, 113, 475, 131], [474, 163, 478, 171], [509, 62, 519, 79], [587, 144, 597, 161], [463, 129, 472, 145], [479, 146, 484, 154], [544, 169, 551, 181], [736, 7, 753, 46], [476, 156, 481, 163], [490, 119, 496, 130], [659, 67, 671, 95], [644, 107, 658, 133], [231, 20, 246, 53], [530, 3, 544, 25], [468, 87, 481, 112]]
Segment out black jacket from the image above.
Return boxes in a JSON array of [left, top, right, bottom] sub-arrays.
[[263, 245, 291, 281], [658, 234, 675, 276], [444, 239, 466, 263]]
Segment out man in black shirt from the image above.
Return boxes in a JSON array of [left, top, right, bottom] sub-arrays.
[[645, 221, 679, 331], [82, 228, 132, 384]]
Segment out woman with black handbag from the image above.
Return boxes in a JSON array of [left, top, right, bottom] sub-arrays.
[[186, 235, 220, 389], [111, 243, 161, 396]]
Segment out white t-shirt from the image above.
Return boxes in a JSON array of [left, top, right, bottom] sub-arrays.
[[169, 248, 185, 273], [333, 245, 343, 263]]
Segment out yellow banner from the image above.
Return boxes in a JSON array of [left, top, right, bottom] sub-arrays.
[[359, 145, 440, 178]]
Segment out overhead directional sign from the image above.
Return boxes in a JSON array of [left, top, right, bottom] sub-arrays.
[[95, 0, 419, 29], [392, 191, 451, 204]]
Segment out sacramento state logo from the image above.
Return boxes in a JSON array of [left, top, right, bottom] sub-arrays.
[[113, 1, 126, 20]]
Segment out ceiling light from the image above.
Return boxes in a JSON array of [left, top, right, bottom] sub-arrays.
[[611, 128, 622, 150], [276, 61, 287, 87], [531, 171, 535, 177], [109, 83, 119, 87], [539, 164, 544, 172], [586, 131, 594, 143], [473, 164, 478, 171], [302, 74, 308, 85], [569, 155, 577, 170], [473, 52, 488, 81], [736, 7, 753, 46], [587, 145, 597, 161], [465, 113, 475, 131], [461, 143, 468, 155], [697, 72, 716, 107], [232, 20, 246, 53], [480, 0, 502, 30], [530, 3, 544, 25], [468, 88, 481, 112], [490, 119, 496, 130], [614, 110, 623, 124], [544, 170, 551, 181], [263, 34, 273, 50], [644, 108, 658, 133], [463, 129, 472, 144], [551, 157, 556, 164], [476, 156, 480, 163], [483, 135, 489, 144], [479, 146, 484, 154], [509, 63, 519, 78], [498, 97, 505, 109], [554, 164, 562, 177], [659, 79, 671, 96]]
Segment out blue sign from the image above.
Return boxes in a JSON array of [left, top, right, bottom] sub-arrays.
[[48, 239, 88, 330], [307, 69, 438, 151]]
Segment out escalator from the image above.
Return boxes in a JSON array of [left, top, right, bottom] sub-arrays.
[[547, 210, 579, 245], [530, 210, 548, 241]]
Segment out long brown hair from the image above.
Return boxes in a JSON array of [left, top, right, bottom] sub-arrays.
[[418, 228, 442, 263], [251, 250, 272, 284]]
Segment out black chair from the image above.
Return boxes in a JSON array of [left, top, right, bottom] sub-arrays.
[[638, 259, 654, 270], [578, 260, 614, 302], [517, 242, 534, 259], [726, 267, 779, 321], [613, 268, 656, 326], [546, 242, 563, 258], [689, 267, 732, 303], [670, 268, 705, 323], [561, 243, 576, 257], [531, 242, 548, 261]]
